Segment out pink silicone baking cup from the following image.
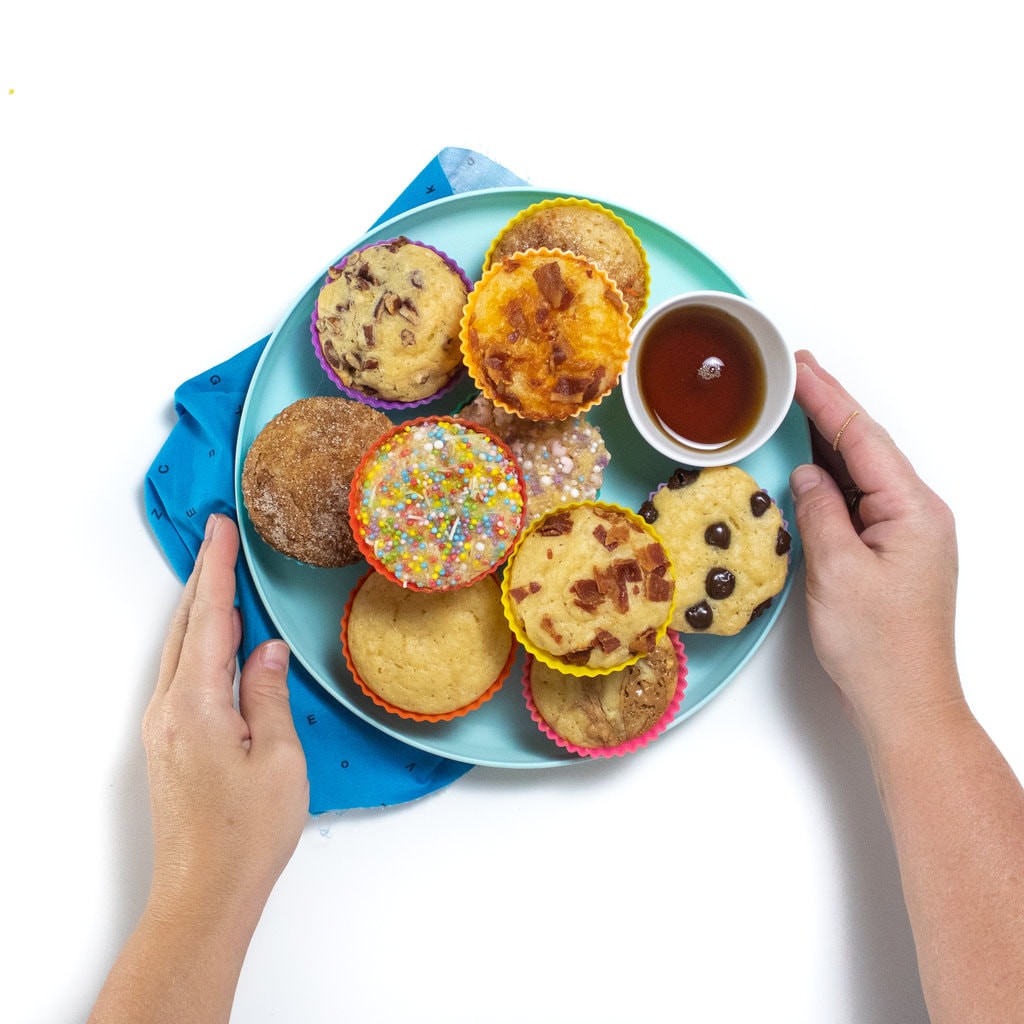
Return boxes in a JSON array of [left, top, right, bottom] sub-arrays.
[[310, 237, 472, 411], [347, 416, 527, 592], [523, 630, 688, 757], [341, 571, 515, 723]]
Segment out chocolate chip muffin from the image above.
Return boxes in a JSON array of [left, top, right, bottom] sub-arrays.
[[639, 466, 791, 636], [312, 237, 470, 405]]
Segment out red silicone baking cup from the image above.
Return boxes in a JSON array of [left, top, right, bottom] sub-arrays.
[[522, 630, 688, 757], [310, 237, 472, 411], [341, 570, 515, 723], [348, 416, 527, 592]]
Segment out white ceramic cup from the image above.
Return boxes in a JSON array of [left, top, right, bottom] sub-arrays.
[[621, 290, 796, 467]]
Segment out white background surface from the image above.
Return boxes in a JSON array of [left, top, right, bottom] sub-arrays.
[[3, 3, 1022, 1022]]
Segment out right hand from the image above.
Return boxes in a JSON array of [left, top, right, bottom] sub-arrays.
[[789, 350, 962, 734]]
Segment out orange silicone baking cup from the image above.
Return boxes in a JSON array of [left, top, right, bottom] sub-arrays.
[[482, 196, 651, 325], [347, 416, 527, 592], [459, 248, 633, 423], [341, 570, 515, 723], [499, 500, 677, 678]]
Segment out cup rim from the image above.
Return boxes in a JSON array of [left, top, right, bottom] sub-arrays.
[[621, 290, 796, 467]]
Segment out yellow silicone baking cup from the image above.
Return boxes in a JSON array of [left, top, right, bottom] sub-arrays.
[[482, 196, 651, 325], [499, 500, 677, 678]]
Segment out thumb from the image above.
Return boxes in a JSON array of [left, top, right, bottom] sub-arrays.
[[238, 640, 302, 751], [790, 463, 860, 576]]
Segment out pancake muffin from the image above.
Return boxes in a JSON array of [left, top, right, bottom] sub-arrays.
[[638, 466, 791, 636]]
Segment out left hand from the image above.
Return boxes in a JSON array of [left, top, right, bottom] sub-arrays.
[[143, 513, 309, 930]]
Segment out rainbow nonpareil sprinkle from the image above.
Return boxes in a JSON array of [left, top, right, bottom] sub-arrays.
[[354, 419, 525, 589]]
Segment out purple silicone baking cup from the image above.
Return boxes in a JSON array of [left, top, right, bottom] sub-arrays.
[[310, 238, 472, 411]]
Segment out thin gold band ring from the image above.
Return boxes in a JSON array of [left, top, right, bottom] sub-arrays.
[[832, 410, 860, 452]]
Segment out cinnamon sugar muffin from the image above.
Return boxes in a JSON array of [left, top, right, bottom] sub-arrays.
[[460, 250, 632, 422], [240, 396, 392, 567], [485, 198, 650, 324]]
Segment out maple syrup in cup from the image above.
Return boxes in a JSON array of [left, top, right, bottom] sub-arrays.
[[621, 291, 795, 467]]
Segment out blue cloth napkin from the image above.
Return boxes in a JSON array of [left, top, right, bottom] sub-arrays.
[[145, 148, 526, 812]]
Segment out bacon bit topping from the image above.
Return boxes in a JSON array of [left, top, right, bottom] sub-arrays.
[[594, 629, 622, 654], [645, 565, 675, 603], [540, 615, 563, 644], [533, 261, 575, 310], [636, 541, 669, 572], [537, 510, 574, 536], [509, 583, 541, 604], [593, 521, 632, 551], [570, 578, 605, 611], [562, 648, 593, 666], [628, 627, 657, 654]]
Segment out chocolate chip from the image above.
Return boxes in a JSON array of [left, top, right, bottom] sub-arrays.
[[750, 490, 772, 517], [705, 522, 731, 549], [776, 528, 792, 557], [638, 499, 659, 523], [749, 598, 773, 621], [706, 568, 736, 600], [668, 468, 701, 490], [685, 600, 714, 630]]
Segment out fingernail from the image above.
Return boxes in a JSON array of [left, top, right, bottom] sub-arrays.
[[260, 640, 290, 672], [790, 463, 823, 497], [205, 513, 219, 541]]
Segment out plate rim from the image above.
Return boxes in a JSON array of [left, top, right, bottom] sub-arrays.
[[234, 185, 809, 768]]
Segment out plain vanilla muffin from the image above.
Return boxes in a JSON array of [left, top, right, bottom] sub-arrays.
[[342, 571, 514, 721], [485, 197, 650, 324]]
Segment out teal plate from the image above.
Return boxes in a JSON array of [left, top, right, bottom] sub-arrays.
[[236, 186, 810, 768]]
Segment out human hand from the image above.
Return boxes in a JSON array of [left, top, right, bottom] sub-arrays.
[[143, 512, 309, 936], [789, 351, 962, 736]]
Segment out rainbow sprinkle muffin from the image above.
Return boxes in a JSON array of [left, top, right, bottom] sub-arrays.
[[348, 417, 526, 590]]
